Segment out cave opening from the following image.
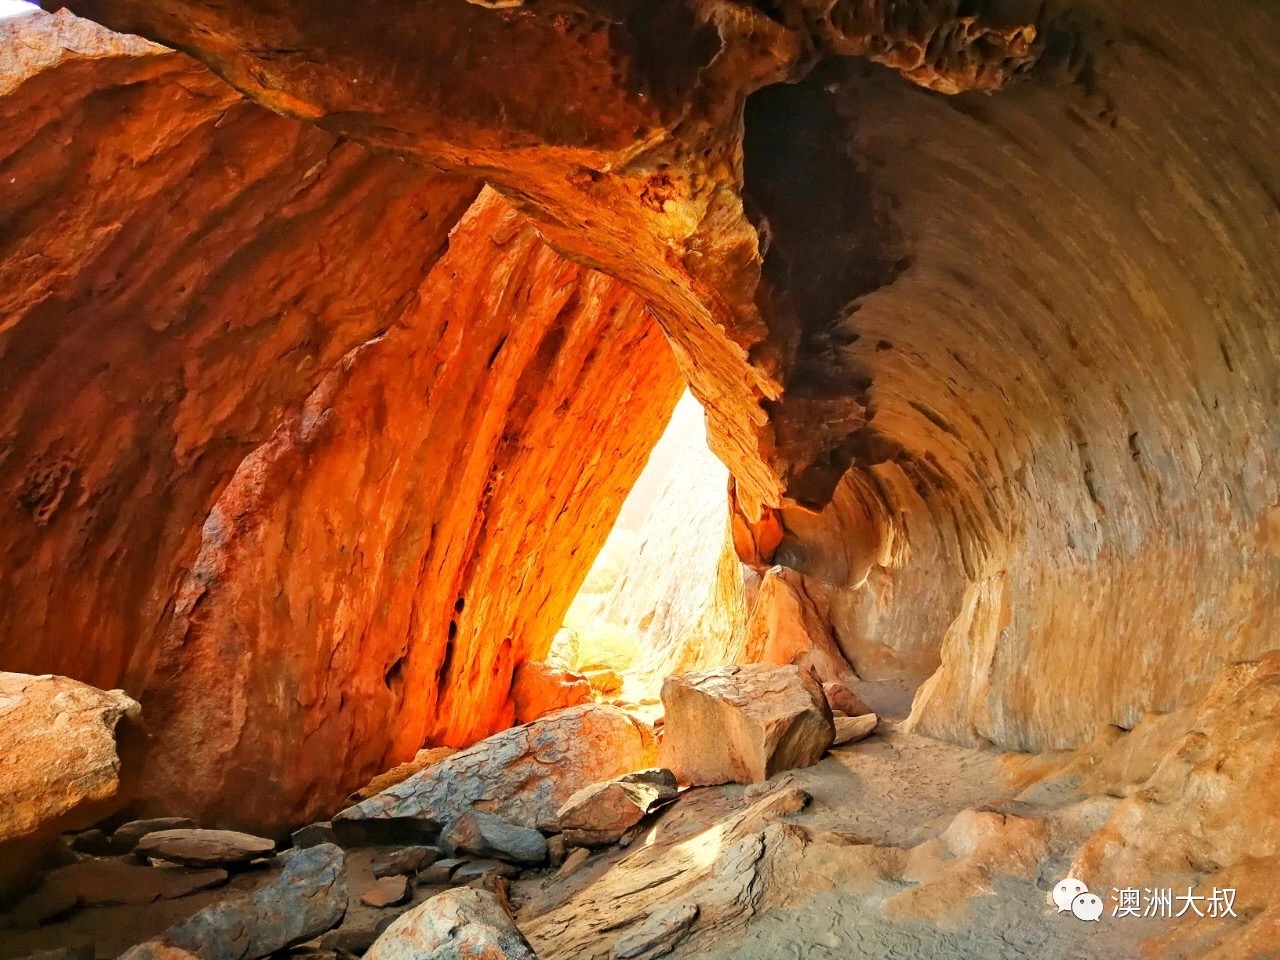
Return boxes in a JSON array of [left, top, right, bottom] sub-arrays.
[[549, 389, 739, 722]]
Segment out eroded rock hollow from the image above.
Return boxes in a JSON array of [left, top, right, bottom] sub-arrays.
[[0, 0, 1278, 952]]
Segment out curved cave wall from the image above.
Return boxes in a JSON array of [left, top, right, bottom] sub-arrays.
[[0, 11, 683, 830], [1, 0, 1277, 829]]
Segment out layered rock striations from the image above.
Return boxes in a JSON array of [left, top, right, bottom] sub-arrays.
[[39, 0, 1280, 761], [4, 0, 1278, 836], [0, 11, 682, 829]]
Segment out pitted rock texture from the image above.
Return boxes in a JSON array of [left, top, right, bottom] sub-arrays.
[[0, 10, 683, 829], [336, 704, 658, 834]]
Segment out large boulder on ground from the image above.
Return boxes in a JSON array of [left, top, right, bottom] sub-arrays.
[[511, 662, 593, 724], [557, 770, 678, 847], [0, 673, 141, 844], [336, 704, 656, 835], [135, 829, 276, 867], [364, 888, 537, 960], [122, 843, 347, 960], [658, 665, 834, 785], [440, 811, 548, 865]]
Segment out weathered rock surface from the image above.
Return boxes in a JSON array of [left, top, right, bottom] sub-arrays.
[[372, 845, 439, 879], [364, 888, 536, 960], [127, 843, 347, 960], [0, 673, 141, 844], [510, 663, 593, 725], [557, 770, 678, 847], [0, 9, 682, 832], [113, 818, 198, 853], [440, 811, 548, 866], [832, 714, 879, 746], [135, 829, 276, 867], [360, 875, 412, 908], [740, 567, 860, 689], [348, 749, 458, 806], [659, 665, 834, 785], [337, 705, 657, 834]]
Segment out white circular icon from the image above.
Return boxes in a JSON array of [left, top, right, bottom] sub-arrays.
[[1071, 892, 1104, 922], [1052, 877, 1088, 913]]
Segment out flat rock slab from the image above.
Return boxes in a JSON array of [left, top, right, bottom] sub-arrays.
[[439, 811, 547, 865], [10, 860, 227, 924], [122, 843, 347, 960], [136, 828, 276, 866], [364, 888, 536, 960], [361, 875, 412, 908], [336, 704, 656, 834], [658, 664, 834, 785], [113, 818, 198, 853]]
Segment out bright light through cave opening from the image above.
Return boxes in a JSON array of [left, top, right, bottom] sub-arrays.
[[551, 390, 745, 722]]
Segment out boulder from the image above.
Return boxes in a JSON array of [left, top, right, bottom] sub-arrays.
[[417, 858, 465, 885], [658, 665, 834, 785], [360, 875, 412, 908], [336, 705, 656, 834], [115, 948, 201, 960], [439, 811, 547, 866], [364, 888, 537, 960], [556, 770, 677, 847], [66, 828, 114, 855], [135, 829, 276, 866], [451, 860, 518, 885], [127, 843, 347, 960], [511, 661, 593, 724], [113, 818, 199, 853], [347, 748, 458, 805], [9, 860, 227, 923], [371, 845, 439, 878], [0, 673, 141, 844], [832, 713, 879, 746], [290, 822, 338, 849], [821, 682, 871, 718], [321, 916, 399, 955]]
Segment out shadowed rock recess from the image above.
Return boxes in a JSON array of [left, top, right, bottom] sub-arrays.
[[0, 1, 1277, 950]]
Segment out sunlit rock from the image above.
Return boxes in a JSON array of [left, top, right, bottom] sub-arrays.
[[658, 665, 834, 785]]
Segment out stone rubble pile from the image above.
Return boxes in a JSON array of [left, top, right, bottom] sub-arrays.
[[5, 676, 882, 960]]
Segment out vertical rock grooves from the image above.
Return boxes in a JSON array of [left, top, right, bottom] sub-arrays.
[[0, 12, 684, 829], [4, 0, 1278, 817], [142, 189, 683, 829]]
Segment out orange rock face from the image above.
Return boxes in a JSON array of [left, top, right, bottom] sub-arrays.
[[0, 12, 681, 830]]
